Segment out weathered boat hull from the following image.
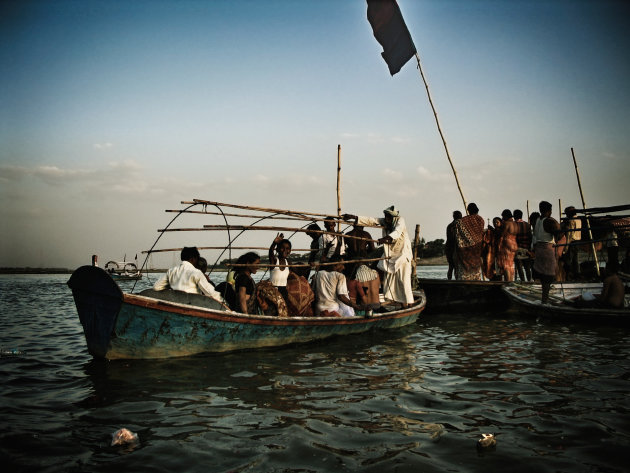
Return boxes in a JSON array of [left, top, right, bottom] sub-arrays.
[[417, 278, 510, 314], [502, 283, 630, 323], [69, 266, 426, 360]]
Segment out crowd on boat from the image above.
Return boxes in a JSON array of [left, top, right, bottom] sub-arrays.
[[152, 205, 416, 317], [445, 200, 629, 306]]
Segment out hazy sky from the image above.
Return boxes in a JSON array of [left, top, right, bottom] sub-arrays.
[[1, 0, 629, 269]]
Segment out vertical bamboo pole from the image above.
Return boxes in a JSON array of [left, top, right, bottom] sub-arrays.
[[526, 200, 530, 220], [412, 224, 420, 289], [571, 148, 600, 276], [337, 144, 342, 232]]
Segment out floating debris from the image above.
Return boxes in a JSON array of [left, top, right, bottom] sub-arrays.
[[111, 428, 139, 447], [0, 348, 24, 357], [477, 433, 497, 449]]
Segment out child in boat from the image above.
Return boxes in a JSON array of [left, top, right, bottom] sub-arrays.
[[269, 233, 292, 301]]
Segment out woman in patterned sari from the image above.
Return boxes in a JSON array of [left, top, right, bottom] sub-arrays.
[[454, 203, 485, 280]]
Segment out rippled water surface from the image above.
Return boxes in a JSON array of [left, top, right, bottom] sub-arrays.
[[1, 271, 629, 472]]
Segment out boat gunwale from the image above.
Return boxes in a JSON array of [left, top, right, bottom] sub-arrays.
[[123, 291, 426, 326]]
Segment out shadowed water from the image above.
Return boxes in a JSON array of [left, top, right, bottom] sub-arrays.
[[1, 271, 629, 472]]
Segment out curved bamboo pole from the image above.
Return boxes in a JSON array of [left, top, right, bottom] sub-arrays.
[[160, 225, 380, 243]]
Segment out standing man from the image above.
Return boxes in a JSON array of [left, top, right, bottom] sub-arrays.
[[513, 209, 533, 281], [533, 201, 561, 304], [562, 206, 582, 280], [445, 210, 462, 280], [343, 205, 414, 307]]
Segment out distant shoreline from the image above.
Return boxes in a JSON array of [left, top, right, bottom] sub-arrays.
[[1, 257, 448, 275]]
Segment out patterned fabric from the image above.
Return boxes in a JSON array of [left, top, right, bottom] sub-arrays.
[[515, 220, 533, 249], [454, 214, 485, 248], [285, 272, 314, 317], [455, 214, 485, 280], [355, 264, 378, 283], [251, 280, 288, 317], [611, 218, 630, 247]]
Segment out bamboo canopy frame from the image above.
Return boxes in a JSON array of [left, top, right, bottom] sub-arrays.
[[184, 199, 383, 227], [135, 200, 391, 285]]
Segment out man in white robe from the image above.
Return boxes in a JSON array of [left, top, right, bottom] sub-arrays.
[[344, 206, 414, 306]]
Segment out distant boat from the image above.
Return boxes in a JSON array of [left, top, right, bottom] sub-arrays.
[[68, 265, 426, 360], [103, 260, 141, 280], [502, 282, 630, 323]]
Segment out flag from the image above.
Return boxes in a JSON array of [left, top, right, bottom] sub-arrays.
[[366, 0, 417, 75]]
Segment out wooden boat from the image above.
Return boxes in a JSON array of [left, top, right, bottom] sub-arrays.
[[502, 282, 630, 323], [417, 278, 510, 314], [68, 199, 426, 360], [68, 265, 425, 359], [104, 260, 142, 280]]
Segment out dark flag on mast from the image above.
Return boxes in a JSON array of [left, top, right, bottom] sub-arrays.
[[366, 0, 416, 75]]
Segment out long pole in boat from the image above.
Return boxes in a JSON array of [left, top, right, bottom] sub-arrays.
[[571, 147, 600, 276], [526, 200, 530, 220], [412, 224, 420, 289], [337, 144, 342, 232], [414, 52, 468, 212]]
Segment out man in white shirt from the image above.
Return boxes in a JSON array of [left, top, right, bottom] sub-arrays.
[[318, 217, 345, 262], [154, 247, 225, 304], [313, 257, 359, 317]]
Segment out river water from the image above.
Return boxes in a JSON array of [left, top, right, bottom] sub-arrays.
[[1, 268, 629, 472]]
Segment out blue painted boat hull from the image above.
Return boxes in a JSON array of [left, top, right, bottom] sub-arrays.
[[69, 266, 426, 360]]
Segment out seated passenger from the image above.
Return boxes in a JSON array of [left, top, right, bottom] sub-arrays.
[[313, 257, 361, 317], [233, 252, 260, 314], [347, 274, 367, 306], [355, 264, 381, 305], [196, 256, 213, 284], [269, 233, 292, 301], [153, 247, 225, 304]]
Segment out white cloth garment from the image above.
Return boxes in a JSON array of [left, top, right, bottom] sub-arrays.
[[270, 259, 290, 287], [153, 260, 224, 303], [357, 215, 414, 304], [318, 233, 345, 259], [314, 270, 355, 317]]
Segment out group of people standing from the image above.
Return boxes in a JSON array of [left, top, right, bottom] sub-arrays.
[[152, 205, 417, 317], [445, 200, 626, 306]]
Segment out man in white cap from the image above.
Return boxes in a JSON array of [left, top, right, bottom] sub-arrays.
[[343, 206, 413, 307]]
